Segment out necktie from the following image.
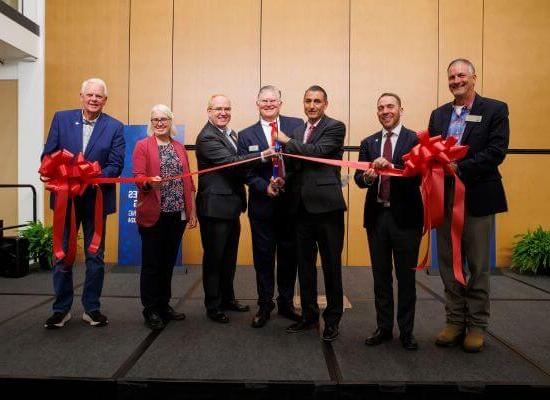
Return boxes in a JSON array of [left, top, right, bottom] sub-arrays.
[[226, 130, 237, 150], [378, 131, 393, 202], [269, 121, 284, 177], [82, 119, 95, 153], [304, 124, 315, 143]]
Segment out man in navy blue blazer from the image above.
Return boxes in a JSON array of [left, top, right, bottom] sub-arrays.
[[237, 86, 303, 328], [42, 78, 125, 329], [429, 59, 509, 353]]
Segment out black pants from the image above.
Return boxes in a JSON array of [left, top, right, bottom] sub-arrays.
[[296, 208, 344, 326], [250, 215, 297, 311], [138, 212, 187, 316], [367, 208, 421, 336], [199, 216, 240, 312]]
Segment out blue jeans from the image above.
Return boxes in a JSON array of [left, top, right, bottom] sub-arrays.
[[52, 198, 107, 313]]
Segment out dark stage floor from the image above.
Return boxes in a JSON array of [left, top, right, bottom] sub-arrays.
[[0, 265, 549, 399]]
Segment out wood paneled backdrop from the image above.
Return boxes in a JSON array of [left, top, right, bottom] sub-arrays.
[[44, 0, 550, 267]]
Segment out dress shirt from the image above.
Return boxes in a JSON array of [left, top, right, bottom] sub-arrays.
[[82, 111, 100, 153], [261, 116, 280, 146]]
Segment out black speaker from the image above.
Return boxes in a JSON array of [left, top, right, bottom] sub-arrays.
[[0, 236, 30, 278]]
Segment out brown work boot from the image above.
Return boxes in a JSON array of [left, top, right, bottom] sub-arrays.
[[463, 327, 485, 353], [435, 324, 464, 347]]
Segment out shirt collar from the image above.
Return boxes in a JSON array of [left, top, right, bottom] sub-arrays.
[[82, 111, 100, 125], [382, 123, 402, 137], [260, 116, 280, 128]]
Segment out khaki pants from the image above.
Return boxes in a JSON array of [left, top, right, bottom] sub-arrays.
[[436, 183, 492, 329]]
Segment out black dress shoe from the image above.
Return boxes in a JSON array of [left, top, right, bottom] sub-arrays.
[[277, 306, 301, 322], [161, 306, 186, 321], [286, 320, 318, 333], [207, 310, 229, 323], [251, 310, 270, 328], [365, 328, 393, 346], [322, 324, 339, 342], [400, 334, 418, 351], [220, 301, 250, 312], [144, 311, 166, 331]]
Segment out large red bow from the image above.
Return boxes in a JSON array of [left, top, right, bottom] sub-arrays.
[[39, 150, 104, 268], [402, 131, 469, 285]]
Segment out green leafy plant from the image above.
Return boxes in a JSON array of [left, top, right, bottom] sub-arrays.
[[511, 226, 550, 275], [19, 221, 53, 269]]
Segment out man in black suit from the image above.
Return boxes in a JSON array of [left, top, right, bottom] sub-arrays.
[[354, 93, 423, 350], [237, 86, 303, 328], [196, 94, 274, 323], [276, 86, 346, 342], [428, 59, 509, 352]]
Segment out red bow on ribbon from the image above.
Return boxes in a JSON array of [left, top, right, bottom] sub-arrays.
[[39, 150, 104, 268], [402, 131, 469, 285]]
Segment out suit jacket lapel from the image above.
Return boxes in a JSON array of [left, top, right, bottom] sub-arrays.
[[295, 122, 307, 144], [440, 103, 454, 138], [310, 116, 328, 144], [253, 121, 269, 149], [371, 131, 383, 158], [460, 94, 482, 144], [211, 122, 236, 154], [393, 129, 408, 164], [147, 135, 161, 175], [84, 113, 107, 158], [72, 110, 84, 154]]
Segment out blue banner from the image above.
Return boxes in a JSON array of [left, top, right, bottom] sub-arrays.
[[117, 125, 185, 266]]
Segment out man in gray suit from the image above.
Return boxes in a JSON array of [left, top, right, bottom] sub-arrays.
[[276, 86, 347, 342], [196, 94, 274, 323]]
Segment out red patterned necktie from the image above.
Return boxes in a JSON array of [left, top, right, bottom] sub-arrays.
[[270, 121, 277, 146], [304, 124, 315, 143], [378, 131, 393, 202]]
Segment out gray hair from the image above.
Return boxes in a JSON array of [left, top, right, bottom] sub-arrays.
[[81, 78, 108, 96], [147, 104, 177, 137], [257, 85, 281, 100], [447, 58, 476, 75]]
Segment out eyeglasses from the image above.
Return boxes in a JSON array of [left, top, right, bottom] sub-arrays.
[[151, 118, 171, 125], [209, 107, 232, 113], [258, 99, 280, 105]]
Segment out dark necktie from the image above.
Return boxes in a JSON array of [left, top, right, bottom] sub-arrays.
[[226, 130, 237, 150], [378, 131, 393, 202], [304, 124, 315, 143]]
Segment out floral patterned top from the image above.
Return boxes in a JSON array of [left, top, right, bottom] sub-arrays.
[[159, 142, 185, 215]]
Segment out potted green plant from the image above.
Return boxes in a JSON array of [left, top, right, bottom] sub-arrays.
[[19, 221, 53, 270], [511, 226, 550, 275]]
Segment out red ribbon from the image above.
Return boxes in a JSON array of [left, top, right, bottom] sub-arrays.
[[283, 131, 469, 285], [39, 150, 103, 268], [400, 131, 468, 284]]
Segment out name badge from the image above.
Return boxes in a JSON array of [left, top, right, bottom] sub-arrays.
[[465, 114, 482, 122], [248, 145, 259, 152]]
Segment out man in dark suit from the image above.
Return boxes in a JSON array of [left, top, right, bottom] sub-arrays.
[[354, 93, 423, 350], [237, 85, 303, 328], [276, 85, 346, 342], [428, 59, 509, 352], [42, 78, 125, 329], [196, 94, 274, 323]]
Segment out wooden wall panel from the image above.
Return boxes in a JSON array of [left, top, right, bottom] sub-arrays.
[[261, 0, 351, 265], [350, 0, 437, 145], [45, 0, 130, 262], [496, 155, 550, 266], [172, 0, 260, 145], [347, 0, 437, 266], [129, 0, 173, 124], [261, 0, 349, 129], [172, 0, 260, 263], [0, 80, 18, 229], [484, 0, 550, 148], [438, 0, 483, 105]]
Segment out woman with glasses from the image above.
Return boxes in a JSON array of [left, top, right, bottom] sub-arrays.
[[132, 104, 197, 330]]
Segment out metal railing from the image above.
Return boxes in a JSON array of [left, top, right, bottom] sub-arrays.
[[0, 184, 37, 237]]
